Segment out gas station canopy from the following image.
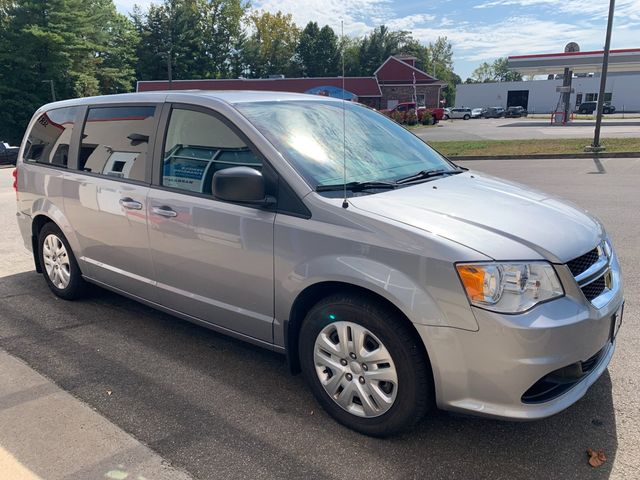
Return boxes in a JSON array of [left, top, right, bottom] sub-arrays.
[[508, 48, 640, 75]]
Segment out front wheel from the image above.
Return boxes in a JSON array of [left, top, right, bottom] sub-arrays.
[[463, 114, 470, 120], [299, 294, 432, 437], [38, 223, 86, 300]]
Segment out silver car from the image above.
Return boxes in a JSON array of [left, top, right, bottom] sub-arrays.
[[15, 91, 624, 436]]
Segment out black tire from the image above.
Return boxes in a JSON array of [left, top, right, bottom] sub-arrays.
[[463, 114, 470, 120], [443, 114, 449, 120], [38, 222, 86, 300], [299, 293, 432, 437]]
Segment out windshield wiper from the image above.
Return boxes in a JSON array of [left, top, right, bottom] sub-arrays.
[[395, 169, 463, 185], [316, 181, 398, 192]]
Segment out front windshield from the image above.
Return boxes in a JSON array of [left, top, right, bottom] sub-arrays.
[[235, 100, 455, 188]]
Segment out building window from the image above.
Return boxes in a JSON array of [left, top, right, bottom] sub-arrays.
[[585, 93, 598, 102]]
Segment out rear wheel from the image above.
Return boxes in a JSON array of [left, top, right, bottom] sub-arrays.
[[38, 223, 86, 300], [299, 293, 432, 437]]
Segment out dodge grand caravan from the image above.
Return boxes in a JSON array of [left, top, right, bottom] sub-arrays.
[[15, 91, 624, 436]]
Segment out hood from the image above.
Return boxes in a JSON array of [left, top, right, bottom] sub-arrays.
[[349, 172, 604, 263]]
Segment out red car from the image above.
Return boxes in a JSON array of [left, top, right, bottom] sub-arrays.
[[379, 102, 444, 123]]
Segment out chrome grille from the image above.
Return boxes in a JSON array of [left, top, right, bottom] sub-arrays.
[[581, 275, 607, 301], [566, 248, 599, 277], [567, 241, 612, 306]]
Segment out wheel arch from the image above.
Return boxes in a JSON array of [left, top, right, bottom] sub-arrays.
[[31, 214, 54, 272], [284, 281, 432, 378]]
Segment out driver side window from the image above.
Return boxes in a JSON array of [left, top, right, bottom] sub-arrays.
[[162, 108, 262, 194]]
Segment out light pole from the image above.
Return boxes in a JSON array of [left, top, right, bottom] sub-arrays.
[[41, 80, 56, 102], [589, 0, 615, 152]]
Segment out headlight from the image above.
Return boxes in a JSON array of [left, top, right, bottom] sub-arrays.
[[456, 262, 563, 313]]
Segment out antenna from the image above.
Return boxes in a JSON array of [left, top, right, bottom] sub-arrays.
[[341, 20, 348, 209]]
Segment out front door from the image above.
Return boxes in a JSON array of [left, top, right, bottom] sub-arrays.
[[63, 104, 159, 299], [147, 105, 275, 343]]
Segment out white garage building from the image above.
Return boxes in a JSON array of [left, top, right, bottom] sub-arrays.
[[455, 48, 640, 113]]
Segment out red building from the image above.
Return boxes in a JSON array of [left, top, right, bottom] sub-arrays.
[[137, 55, 446, 110]]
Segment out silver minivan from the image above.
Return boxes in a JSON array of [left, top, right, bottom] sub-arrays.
[[15, 91, 624, 436]]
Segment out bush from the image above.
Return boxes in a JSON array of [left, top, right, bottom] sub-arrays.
[[421, 111, 433, 125], [406, 109, 418, 126], [391, 110, 404, 124]]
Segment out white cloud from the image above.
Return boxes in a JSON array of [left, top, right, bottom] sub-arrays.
[[474, 0, 640, 21]]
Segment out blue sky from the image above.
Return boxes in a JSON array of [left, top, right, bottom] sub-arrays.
[[115, 0, 640, 79]]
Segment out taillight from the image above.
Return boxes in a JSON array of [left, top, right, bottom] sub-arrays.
[[12, 168, 18, 193]]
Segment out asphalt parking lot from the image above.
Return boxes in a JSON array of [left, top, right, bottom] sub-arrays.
[[416, 117, 640, 141], [1, 158, 639, 479]]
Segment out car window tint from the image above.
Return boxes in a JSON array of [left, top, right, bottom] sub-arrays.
[[24, 107, 78, 167], [162, 108, 262, 195], [79, 106, 156, 181]]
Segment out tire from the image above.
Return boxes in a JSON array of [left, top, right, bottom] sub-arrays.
[[463, 114, 470, 120], [299, 293, 432, 437], [38, 222, 86, 300], [443, 115, 449, 120]]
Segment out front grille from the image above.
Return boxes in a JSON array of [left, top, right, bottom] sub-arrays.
[[522, 346, 607, 404], [582, 275, 607, 301], [567, 247, 599, 277]]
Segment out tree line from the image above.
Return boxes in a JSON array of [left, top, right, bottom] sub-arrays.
[[0, 0, 460, 143]]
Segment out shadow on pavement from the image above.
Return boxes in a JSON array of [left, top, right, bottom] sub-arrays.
[[0, 271, 618, 480]]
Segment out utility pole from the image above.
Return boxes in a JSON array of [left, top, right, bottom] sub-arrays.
[[589, 0, 615, 151], [167, 49, 173, 90], [41, 80, 56, 102]]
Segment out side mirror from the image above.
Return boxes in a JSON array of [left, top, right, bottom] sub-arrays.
[[212, 166, 274, 205]]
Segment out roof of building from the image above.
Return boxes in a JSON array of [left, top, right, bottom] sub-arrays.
[[374, 56, 443, 84], [137, 76, 383, 97], [137, 56, 447, 95], [508, 48, 640, 75]]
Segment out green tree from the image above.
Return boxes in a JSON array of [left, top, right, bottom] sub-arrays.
[[0, 0, 138, 143], [492, 57, 522, 82], [358, 25, 414, 74], [243, 11, 300, 78], [470, 57, 522, 83], [296, 22, 340, 77]]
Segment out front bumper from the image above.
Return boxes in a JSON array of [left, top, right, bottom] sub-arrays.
[[416, 254, 624, 420]]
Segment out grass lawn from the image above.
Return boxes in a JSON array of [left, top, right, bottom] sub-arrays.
[[427, 138, 640, 157]]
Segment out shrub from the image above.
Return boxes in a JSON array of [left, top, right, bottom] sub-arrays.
[[406, 109, 418, 125], [391, 110, 404, 124], [421, 111, 433, 125]]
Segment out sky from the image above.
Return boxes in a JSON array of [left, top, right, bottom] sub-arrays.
[[115, 0, 640, 79]]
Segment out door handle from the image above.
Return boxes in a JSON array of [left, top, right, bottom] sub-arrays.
[[119, 197, 143, 210], [151, 206, 178, 218]]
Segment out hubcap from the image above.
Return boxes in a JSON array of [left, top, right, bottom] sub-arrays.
[[42, 234, 71, 289], [313, 321, 398, 418]]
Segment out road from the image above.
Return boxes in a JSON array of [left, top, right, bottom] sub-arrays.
[[416, 117, 640, 141], [1, 159, 639, 479]]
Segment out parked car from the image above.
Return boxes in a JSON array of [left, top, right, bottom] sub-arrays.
[[15, 91, 624, 437], [471, 108, 485, 119], [380, 102, 445, 123], [0, 141, 19, 165], [505, 106, 528, 118], [444, 108, 472, 120], [577, 101, 616, 114], [483, 107, 505, 118]]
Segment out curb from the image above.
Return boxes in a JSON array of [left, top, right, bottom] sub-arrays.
[[448, 152, 640, 161]]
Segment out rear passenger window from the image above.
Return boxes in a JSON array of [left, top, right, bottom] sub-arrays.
[[162, 108, 262, 194], [79, 105, 156, 182], [24, 107, 78, 167]]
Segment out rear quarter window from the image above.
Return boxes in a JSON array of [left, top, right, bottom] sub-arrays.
[[24, 107, 79, 167]]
